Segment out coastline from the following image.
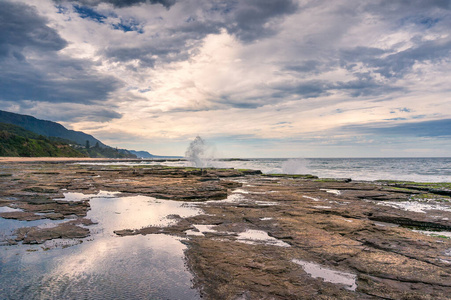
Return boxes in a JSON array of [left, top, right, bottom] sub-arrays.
[[0, 157, 143, 163], [0, 161, 450, 299]]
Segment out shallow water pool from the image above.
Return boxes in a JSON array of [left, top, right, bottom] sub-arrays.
[[0, 193, 202, 300]]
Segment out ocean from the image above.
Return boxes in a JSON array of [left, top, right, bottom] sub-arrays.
[[144, 157, 451, 183]]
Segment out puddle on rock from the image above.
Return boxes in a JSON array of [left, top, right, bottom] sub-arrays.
[[42, 238, 84, 250], [208, 193, 278, 206], [89, 195, 202, 232], [0, 206, 23, 213], [412, 230, 451, 239], [55, 191, 119, 202], [0, 218, 68, 243], [292, 259, 357, 291], [236, 229, 290, 247], [233, 189, 250, 194], [253, 201, 279, 206], [185, 224, 218, 236], [233, 189, 269, 195], [329, 200, 349, 205], [373, 221, 399, 228], [303, 195, 321, 202], [185, 226, 290, 248], [209, 193, 247, 204], [376, 201, 451, 213], [320, 189, 341, 196]]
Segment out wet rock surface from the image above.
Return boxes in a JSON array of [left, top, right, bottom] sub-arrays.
[[15, 220, 91, 244], [1, 161, 450, 299]]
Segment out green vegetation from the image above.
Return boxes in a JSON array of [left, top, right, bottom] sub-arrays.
[[429, 234, 450, 239], [264, 174, 318, 179], [0, 123, 86, 157], [409, 193, 450, 202], [77, 142, 136, 158], [314, 178, 352, 182], [381, 186, 415, 192], [0, 109, 106, 147], [0, 123, 136, 158], [376, 180, 451, 190]]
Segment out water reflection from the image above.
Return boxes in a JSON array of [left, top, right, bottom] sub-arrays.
[[237, 229, 291, 247], [376, 201, 451, 213], [0, 193, 201, 299], [292, 259, 357, 291]]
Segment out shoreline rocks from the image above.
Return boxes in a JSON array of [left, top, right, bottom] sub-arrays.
[[0, 161, 450, 299]]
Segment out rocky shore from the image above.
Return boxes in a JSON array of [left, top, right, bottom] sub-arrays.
[[1, 160, 450, 299]]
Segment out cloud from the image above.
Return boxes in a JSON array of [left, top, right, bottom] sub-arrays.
[[0, 100, 122, 123], [0, 1, 122, 105], [339, 39, 451, 79], [364, 0, 451, 16], [0, 56, 121, 103], [72, 4, 108, 22], [219, 0, 298, 42], [284, 60, 326, 74], [272, 80, 333, 99], [0, 1, 67, 60], [375, 39, 451, 78], [1, 0, 451, 156], [63, 0, 299, 41], [77, 0, 299, 69], [341, 119, 451, 138], [55, 0, 176, 9]]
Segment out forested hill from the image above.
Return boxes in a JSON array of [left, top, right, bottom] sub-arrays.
[[0, 122, 137, 158], [0, 122, 86, 157], [0, 110, 105, 148]]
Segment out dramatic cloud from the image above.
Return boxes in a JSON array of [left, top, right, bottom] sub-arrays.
[[55, 0, 176, 8], [1, 0, 450, 156], [0, 1, 67, 59], [219, 0, 299, 42], [0, 1, 121, 112], [0, 56, 121, 103]]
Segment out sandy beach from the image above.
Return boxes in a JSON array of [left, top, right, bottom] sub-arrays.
[[0, 157, 139, 163]]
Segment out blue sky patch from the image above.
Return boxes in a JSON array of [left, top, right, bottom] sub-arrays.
[[112, 19, 144, 33], [346, 119, 451, 137], [418, 17, 440, 28], [73, 5, 107, 23]]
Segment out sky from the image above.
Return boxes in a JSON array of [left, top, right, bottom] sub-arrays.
[[1, 0, 450, 158]]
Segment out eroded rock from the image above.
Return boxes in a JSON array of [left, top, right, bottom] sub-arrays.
[[15, 222, 90, 244], [1, 161, 450, 299]]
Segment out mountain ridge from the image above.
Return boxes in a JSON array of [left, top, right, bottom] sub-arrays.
[[128, 149, 183, 159], [0, 110, 106, 148], [0, 109, 182, 159], [0, 110, 136, 158], [0, 122, 86, 157]]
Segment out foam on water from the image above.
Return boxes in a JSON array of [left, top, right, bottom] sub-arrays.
[[77, 157, 451, 182]]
